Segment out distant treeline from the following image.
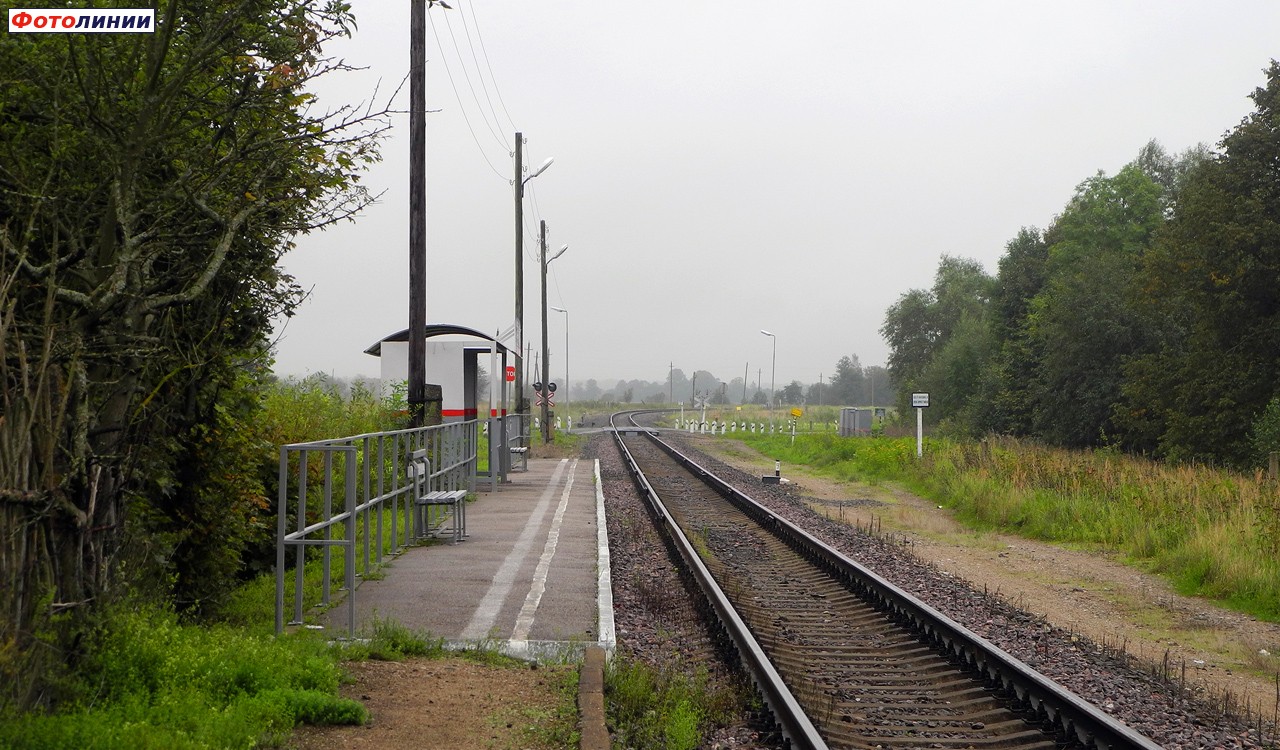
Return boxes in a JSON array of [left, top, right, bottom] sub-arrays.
[[881, 61, 1280, 468], [571, 360, 894, 408]]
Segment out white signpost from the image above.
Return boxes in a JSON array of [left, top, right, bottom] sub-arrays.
[[911, 392, 930, 457]]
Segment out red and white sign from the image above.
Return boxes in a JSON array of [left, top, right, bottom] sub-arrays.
[[504, 365, 516, 382]]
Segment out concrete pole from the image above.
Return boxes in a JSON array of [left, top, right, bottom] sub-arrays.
[[540, 221, 552, 443]]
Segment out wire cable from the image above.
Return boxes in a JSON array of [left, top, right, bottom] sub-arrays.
[[457, 1, 516, 144], [427, 7, 508, 180], [441, 7, 509, 152], [465, 0, 521, 133]]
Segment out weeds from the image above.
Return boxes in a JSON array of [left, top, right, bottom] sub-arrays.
[[341, 616, 443, 662], [605, 654, 740, 749]]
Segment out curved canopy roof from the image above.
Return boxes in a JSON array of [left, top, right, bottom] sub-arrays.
[[364, 324, 517, 358]]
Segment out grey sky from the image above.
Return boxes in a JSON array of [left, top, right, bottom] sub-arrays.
[[273, 2, 1280, 390]]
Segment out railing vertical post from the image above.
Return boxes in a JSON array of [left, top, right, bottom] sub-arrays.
[[321, 450, 333, 605], [362, 436, 371, 575], [391, 433, 401, 550], [469, 420, 477, 493], [345, 446, 358, 638], [276, 446, 288, 635], [294, 449, 308, 624], [376, 436, 385, 564]]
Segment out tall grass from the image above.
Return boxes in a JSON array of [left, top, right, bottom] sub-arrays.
[[736, 433, 1280, 620], [258, 375, 404, 447], [0, 606, 365, 750]]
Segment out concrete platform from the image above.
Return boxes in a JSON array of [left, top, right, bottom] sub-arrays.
[[324, 457, 615, 660]]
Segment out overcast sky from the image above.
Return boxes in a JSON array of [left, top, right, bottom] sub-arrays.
[[272, 1, 1280, 390]]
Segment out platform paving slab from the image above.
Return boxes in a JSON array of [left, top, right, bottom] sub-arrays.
[[320, 457, 609, 659]]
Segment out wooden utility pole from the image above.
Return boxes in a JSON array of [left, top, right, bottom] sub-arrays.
[[408, 0, 426, 426], [513, 132, 525, 415]]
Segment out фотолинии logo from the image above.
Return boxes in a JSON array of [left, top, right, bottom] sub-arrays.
[[8, 8, 155, 33]]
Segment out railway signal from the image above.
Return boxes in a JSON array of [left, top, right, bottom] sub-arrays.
[[534, 382, 556, 408]]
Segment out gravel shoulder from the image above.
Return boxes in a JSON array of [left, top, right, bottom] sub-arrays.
[[693, 434, 1280, 724]]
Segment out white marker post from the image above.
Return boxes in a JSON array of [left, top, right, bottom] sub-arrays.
[[912, 392, 930, 457]]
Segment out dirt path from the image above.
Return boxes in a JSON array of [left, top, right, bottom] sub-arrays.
[[696, 436, 1280, 721], [290, 656, 576, 750]]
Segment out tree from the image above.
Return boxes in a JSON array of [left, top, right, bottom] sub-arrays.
[[779, 381, 804, 405], [980, 228, 1049, 435], [0, 0, 388, 708], [881, 256, 994, 420], [578, 378, 602, 401], [828, 355, 865, 406], [864, 366, 893, 407], [667, 368, 689, 404], [1027, 164, 1164, 447], [1119, 62, 1280, 464]]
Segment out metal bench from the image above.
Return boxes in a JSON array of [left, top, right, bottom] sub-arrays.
[[407, 449, 467, 544]]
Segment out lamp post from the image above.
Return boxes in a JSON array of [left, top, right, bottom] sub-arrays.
[[760, 330, 776, 416], [514, 132, 552, 415], [539, 220, 567, 443], [551, 306, 569, 416]]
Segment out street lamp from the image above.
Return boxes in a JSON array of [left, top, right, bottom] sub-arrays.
[[551, 306, 569, 417], [760, 330, 776, 414], [540, 219, 567, 443], [514, 131, 553, 415]]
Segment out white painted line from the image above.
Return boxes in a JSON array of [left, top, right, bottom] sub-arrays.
[[460, 459, 567, 641], [510, 458, 578, 643], [595, 458, 616, 654]]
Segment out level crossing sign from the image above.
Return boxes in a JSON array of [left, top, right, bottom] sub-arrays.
[[534, 382, 556, 407]]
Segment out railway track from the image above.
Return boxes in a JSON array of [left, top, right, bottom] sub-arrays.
[[610, 410, 1162, 750]]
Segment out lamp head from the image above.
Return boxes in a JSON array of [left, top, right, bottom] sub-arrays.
[[529, 157, 554, 179], [760, 329, 774, 337]]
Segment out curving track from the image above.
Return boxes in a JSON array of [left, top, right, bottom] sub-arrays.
[[610, 410, 1162, 750]]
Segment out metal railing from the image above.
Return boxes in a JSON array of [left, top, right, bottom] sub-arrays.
[[274, 420, 478, 637], [502, 413, 529, 474]]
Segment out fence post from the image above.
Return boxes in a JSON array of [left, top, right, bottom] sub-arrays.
[[1270, 451, 1278, 483]]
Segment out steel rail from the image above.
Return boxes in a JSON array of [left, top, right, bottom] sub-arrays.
[[616, 409, 1162, 750], [609, 412, 829, 750]]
